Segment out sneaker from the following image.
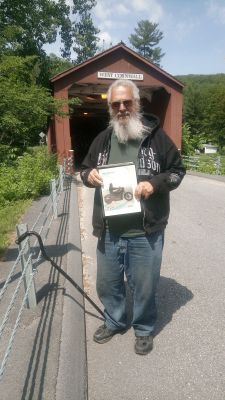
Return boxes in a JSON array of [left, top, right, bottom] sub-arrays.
[[134, 335, 153, 355], [93, 324, 125, 344]]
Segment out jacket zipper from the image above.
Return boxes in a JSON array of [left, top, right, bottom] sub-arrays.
[[137, 135, 149, 231], [98, 138, 111, 239]]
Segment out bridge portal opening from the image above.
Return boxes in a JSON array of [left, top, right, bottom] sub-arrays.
[[69, 85, 169, 168]]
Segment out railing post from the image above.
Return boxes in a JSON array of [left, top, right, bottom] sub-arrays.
[[215, 156, 221, 175], [16, 224, 37, 309], [68, 149, 75, 175], [59, 164, 64, 193], [63, 158, 67, 173], [51, 178, 58, 219]]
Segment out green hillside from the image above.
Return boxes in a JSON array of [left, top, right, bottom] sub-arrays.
[[174, 74, 225, 154], [175, 73, 225, 86]]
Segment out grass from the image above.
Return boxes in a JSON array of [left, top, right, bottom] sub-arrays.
[[0, 199, 32, 258], [183, 154, 225, 175]]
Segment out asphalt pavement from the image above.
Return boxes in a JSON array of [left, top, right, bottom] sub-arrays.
[[78, 173, 225, 400], [1, 172, 225, 400]]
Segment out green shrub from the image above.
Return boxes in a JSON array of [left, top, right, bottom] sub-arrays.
[[0, 146, 58, 256], [0, 146, 58, 205], [183, 154, 225, 175], [0, 145, 24, 165]]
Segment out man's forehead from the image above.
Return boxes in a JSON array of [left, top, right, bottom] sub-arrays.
[[111, 85, 134, 99]]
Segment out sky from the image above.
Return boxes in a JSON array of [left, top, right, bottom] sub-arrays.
[[46, 0, 225, 76]]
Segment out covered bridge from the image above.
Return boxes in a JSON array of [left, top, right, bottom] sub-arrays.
[[49, 42, 184, 167]]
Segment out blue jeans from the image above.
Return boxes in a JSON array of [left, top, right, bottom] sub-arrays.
[[96, 230, 164, 336]]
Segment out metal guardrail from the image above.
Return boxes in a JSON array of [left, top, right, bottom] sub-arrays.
[[0, 162, 68, 379], [182, 155, 225, 175]]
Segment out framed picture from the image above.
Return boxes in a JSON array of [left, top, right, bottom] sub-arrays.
[[98, 162, 141, 217]]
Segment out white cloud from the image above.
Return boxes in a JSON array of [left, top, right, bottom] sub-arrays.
[[99, 19, 114, 31], [207, 0, 225, 24], [115, 4, 130, 15], [94, 1, 112, 21], [93, 0, 131, 45], [93, 0, 165, 49], [94, 0, 164, 22], [130, 0, 163, 22], [97, 31, 113, 47], [172, 18, 200, 42]]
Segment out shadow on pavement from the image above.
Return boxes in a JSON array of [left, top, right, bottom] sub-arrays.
[[20, 177, 71, 400], [125, 276, 193, 336], [0, 243, 80, 291], [63, 290, 105, 322], [0, 247, 18, 262], [62, 274, 194, 339], [155, 276, 194, 335]]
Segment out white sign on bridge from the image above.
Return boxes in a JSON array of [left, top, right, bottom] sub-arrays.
[[97, 71, 144, 81]]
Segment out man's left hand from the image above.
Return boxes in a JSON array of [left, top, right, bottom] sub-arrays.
[[135, 181, 154, 200]]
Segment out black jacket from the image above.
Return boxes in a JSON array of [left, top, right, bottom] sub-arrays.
[[80, 115, 186, 238]]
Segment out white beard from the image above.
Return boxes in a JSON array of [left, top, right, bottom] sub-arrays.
[[109, 112, 146, 144]]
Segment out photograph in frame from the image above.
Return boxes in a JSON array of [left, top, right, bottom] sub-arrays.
[[98, 162, 141, 217]]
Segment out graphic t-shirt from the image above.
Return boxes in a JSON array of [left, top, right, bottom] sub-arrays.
[[106, 132, 145, 237]]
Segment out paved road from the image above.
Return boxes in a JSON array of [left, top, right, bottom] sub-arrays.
[[79, 174, 225, 400], [1, 173, 224, 400]]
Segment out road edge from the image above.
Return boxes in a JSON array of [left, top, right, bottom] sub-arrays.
[[56, 177, 88, 400]]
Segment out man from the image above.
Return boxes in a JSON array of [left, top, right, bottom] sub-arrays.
[[80, 79, 185, 355]]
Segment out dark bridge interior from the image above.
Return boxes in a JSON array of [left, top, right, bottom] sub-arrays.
[[69, 84, 169, 168]]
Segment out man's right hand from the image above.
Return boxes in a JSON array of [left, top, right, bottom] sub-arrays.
[[87, 169, 103, 187]]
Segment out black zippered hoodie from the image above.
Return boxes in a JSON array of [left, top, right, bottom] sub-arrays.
[[80, 115, 186, 238]]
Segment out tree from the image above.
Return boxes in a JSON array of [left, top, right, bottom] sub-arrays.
[[72, 11, 99, 64], [0, 0, 99, 148], [183, 85, 205, 136], [46, 54, 73, 77], [37, 53, 74, 88], [178, 74, 225, 152], [203, 86, 225, 151], [0, 0, 99, 61], [129, 20, 164, 66], [0, 0, 72, 58], [181, 123, 194, 155], [0, 0, 99, 86], [0, 56, 79, 147], [0, 56, 52, 146], [71, 0, 99, 63]]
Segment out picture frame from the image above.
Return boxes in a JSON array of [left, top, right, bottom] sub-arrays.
[[98, 162, 141, 217]]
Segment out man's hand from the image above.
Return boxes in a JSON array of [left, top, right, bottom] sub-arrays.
[[87, 169, 103, 187], [135, 181, 154, 200]]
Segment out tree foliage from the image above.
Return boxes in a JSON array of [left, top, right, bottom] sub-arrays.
[[0, 56, 79, 147], [70, 0, 99, 63], [0, 0, 99, 61], [0, 0, 72, 58], [0, 56, 53, 146], [73, 11, 99, 64], [181, 123, 194, 155], [0, 0, 97, 148], [0, 147, 58, 205], [203, 85, 225, 150], [38, 53, 73, 87], [129, 20, 164, 66], [178, 74, 225, 153]]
